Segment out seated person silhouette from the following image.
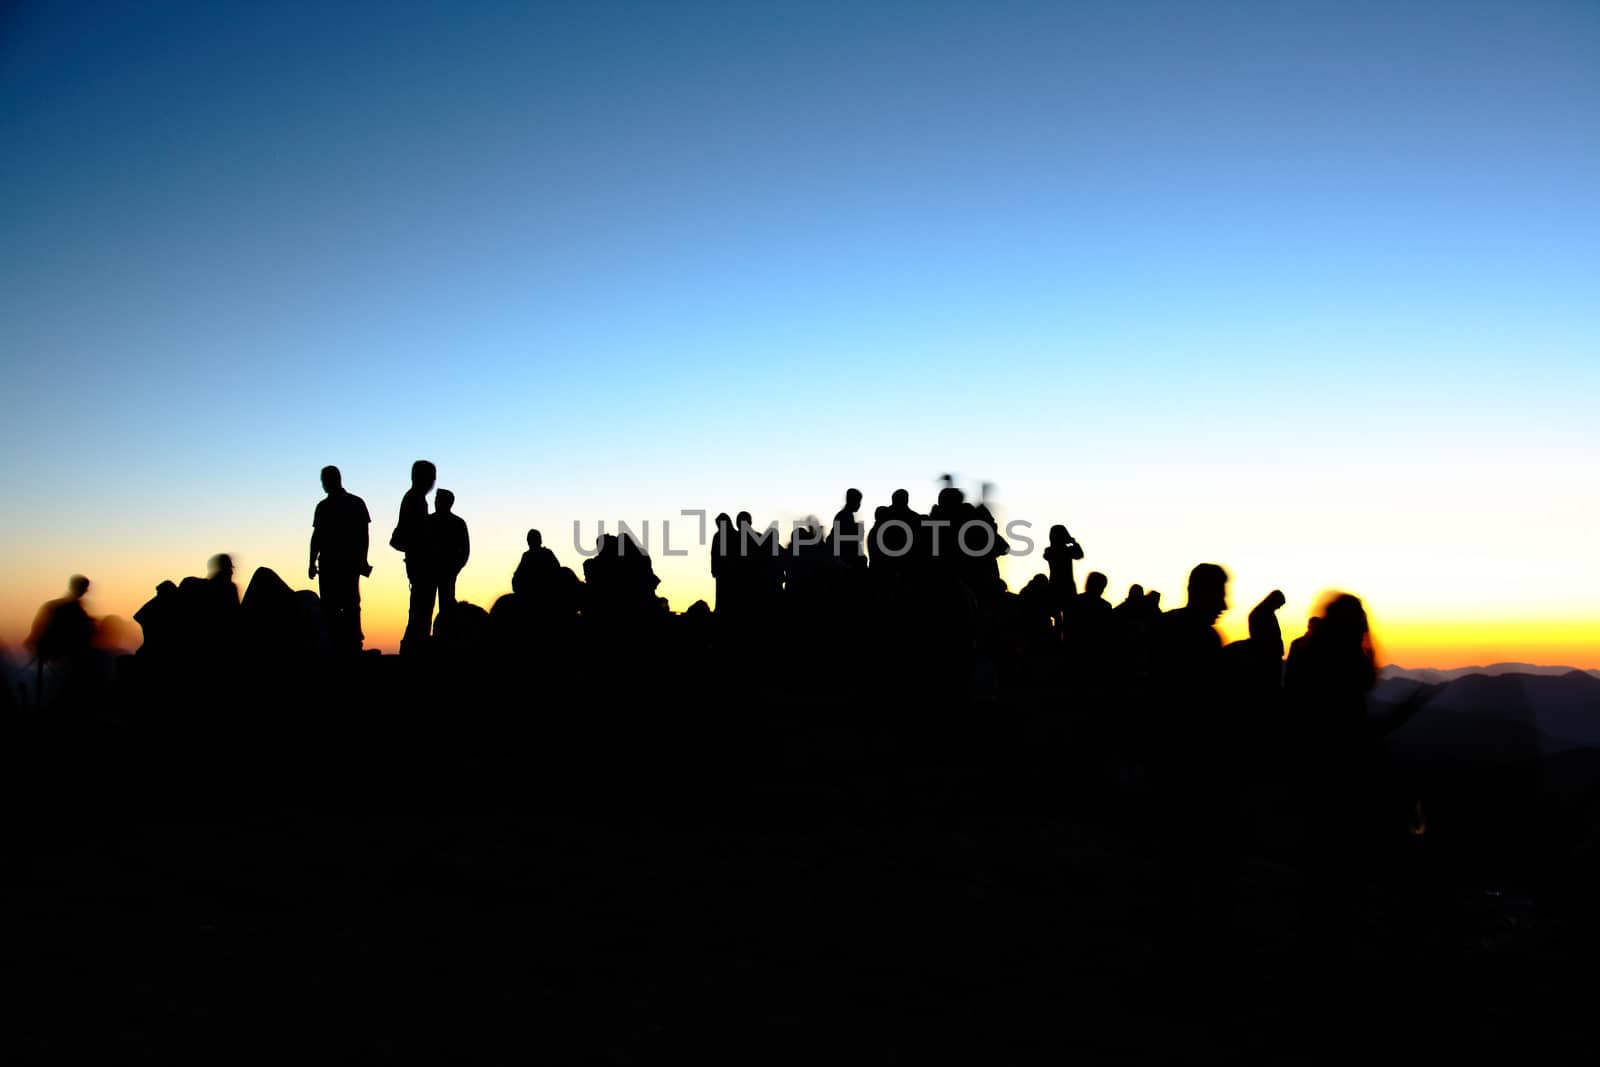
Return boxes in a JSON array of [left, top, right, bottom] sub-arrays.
[[428, 489, 471, 613], [309, 465, 372, 653], [512, 528, 561, 601], [391, 460, 437, 654]]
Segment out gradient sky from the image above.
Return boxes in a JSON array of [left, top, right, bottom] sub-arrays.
[[2, 0, 1597, 666]]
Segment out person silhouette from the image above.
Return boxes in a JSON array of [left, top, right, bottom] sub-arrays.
[[964, 499, 1009, 602], [202, 553, 242, 651], [310, 465, 372, 653], [829, 488, 867, 569], [870, 489, 920, 585], [26, 575, 94, 706], [391, 460, 437, 655], [512, 528, 560, 601], [1162, 563, 1227, 645], [1144, 563, 1240, 968], [1044, 524, 1084, 606], [28, 575, 94, 661], [428, 489, 470, 612], [1247, 588, 1288, 661], [1150, 563, 1231, 718], [208, 553, 239, 602], [1286, 593, 1381, 747], [1282, 592, 1420, 958], [737, 511, 782, 618], [711, 512, 736, 614], [1079, 571, 1112, 620]]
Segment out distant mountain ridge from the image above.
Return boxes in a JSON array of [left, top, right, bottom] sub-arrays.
[[1382, 663, 1600, 685], [1376, 668, 1600, 757]]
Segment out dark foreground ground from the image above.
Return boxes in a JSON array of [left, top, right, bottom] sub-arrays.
[[14, 654, 1600, 1062]]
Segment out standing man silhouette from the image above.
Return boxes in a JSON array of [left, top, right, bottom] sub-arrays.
[[829, 488, 867, 569], [309, 466, 371, 653], [391, 459, 437, 655], [428, 489, 470, 613], [26, 575, 94, 708]]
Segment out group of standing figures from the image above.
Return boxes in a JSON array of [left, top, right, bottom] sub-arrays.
[[308, 461, 468, 655], [22, 459, 1429, 878], [30, 459, 1399, 764]]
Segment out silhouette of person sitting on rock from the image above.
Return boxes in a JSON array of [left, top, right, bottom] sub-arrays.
[[512, 528, 560, 601]]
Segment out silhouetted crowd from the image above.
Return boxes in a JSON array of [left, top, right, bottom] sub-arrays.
[[15, 463, 1410, 726], [16, 462, 1423, 847], [20, 458, 1576, 1048]]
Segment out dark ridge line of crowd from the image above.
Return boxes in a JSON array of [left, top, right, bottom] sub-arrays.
[[16, 457, 1448, 960], [19, 460, 1409, 746]]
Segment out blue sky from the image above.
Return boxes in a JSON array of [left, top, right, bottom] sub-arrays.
[[2, 0, 1597, 661]]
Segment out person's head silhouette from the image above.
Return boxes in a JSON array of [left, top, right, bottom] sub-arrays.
[[1085, 571, 1108, 599], [736, 511, 753, 530], [845, 488, 862, 512], [1322, 593, 1369, 642], [527, 529, 543, 549], [1049, 524, 1070, 547], [1185, 563, 1229, 623], [321, 465, 343, 493], [67, 574, 90, 600], [208, 553, 234, 581], [435, 489, 455, 513], [411, 460, 437, 492], [891, 489, 909, 508]]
